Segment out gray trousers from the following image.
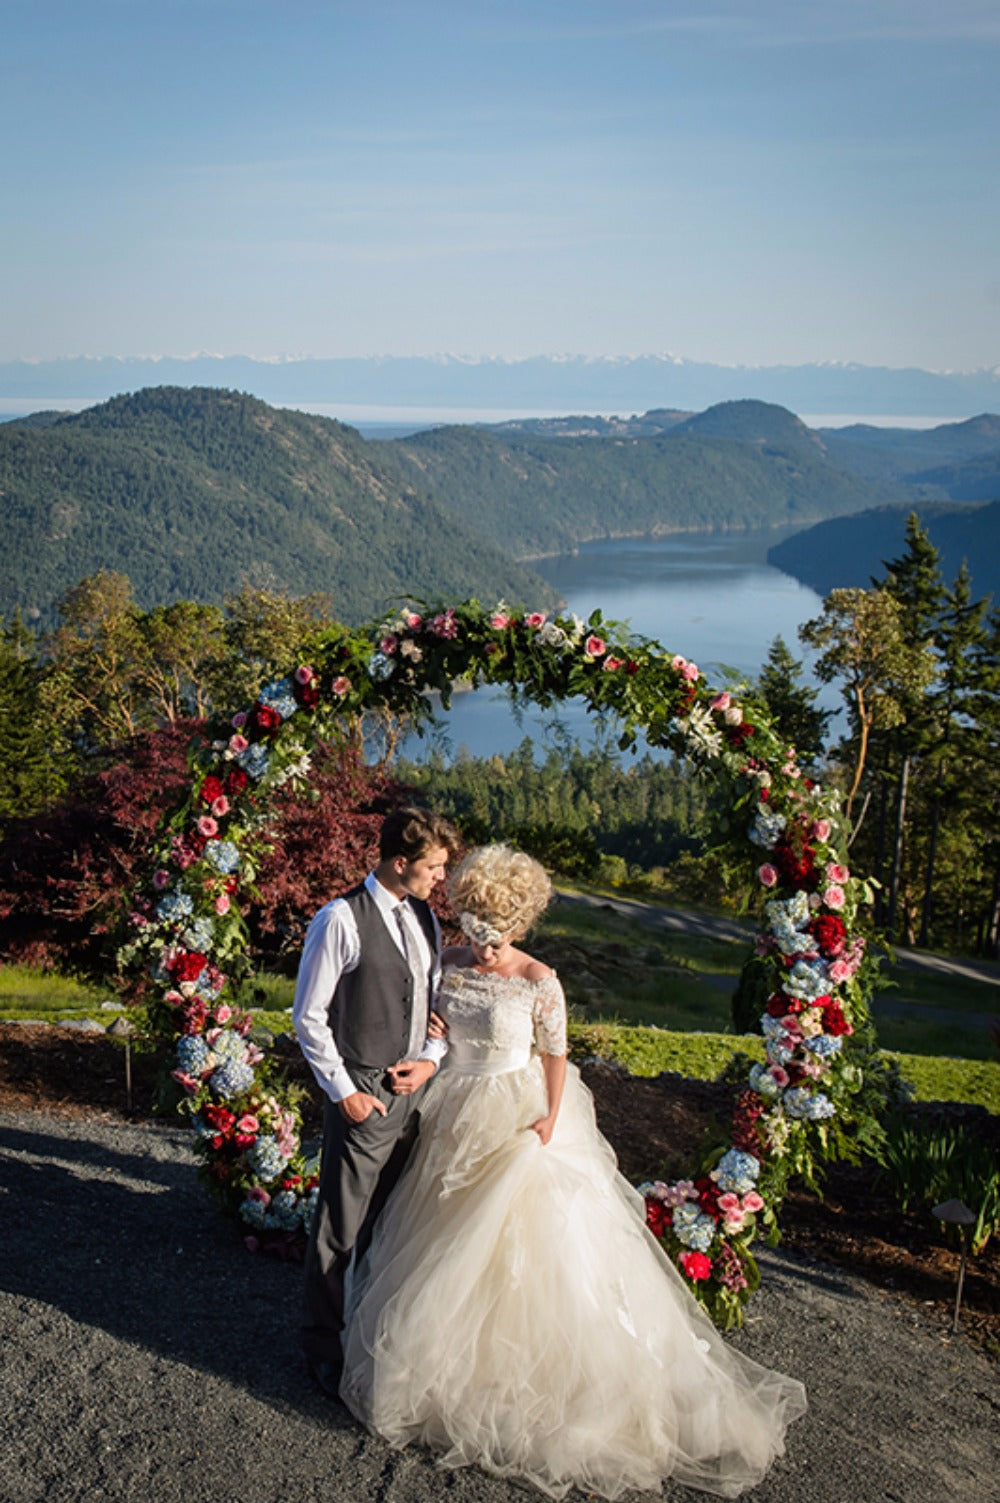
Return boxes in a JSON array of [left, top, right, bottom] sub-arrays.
[[300, 1064, 425, 1369]]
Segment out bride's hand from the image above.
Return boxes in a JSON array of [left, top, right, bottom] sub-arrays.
[[529, 1115, 556, 1145], [427, 1009, 449, 1041]]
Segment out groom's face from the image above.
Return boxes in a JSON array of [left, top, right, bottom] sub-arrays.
[[396, 844, 450, 902]]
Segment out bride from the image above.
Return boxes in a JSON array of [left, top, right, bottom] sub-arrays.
[[340, 844, 806, 1499]]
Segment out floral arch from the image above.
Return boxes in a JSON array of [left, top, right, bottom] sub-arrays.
[[119, 598, 879, 1327]]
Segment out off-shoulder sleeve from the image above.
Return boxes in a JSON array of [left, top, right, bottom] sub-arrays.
[[531, 973, 568, 1056]]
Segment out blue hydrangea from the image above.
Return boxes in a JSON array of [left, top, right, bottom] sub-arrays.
[[211, 1030, 247, 1065], [749, 808, 787, 849], [259, 678, 298, 720], [765, 1037, 796, 1066], [783, 1087, 837, 1121], [239, 1195, 272, 1230], [182, 917, 214, 952], [176, 1035, 211, 1076], [247, 1135, 288, 1182], [748, 1062, 783, 1099], [671, 1204, 717, 1253], [269, 1189, 303, 1230], [237, 743, 271, 780], [212, 1058, 256, 1099], [205, 840, 240, 875], [783, 958, 832, 1002], [765, 892, 814, 955], [368, 652, 395, 682], [156, 891, 194, 923], [712, 1149, 760, 1195], [805, 1034, 843, 1059]]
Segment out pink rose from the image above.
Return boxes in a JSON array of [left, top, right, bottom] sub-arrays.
[[331, 675, 351, 695], [709, 692, 731, 712], [402, 610, 422, 629], [214, 894, 231, 916], [758, 863, 779, 888], [813, 819, 832, 841], [603, 655, 625, 672], [671, 655, 687, 671], [210, 795, 230, 818], [828, 959, 852, 984], [380, 634, 398, 654], [197, 816, 219, 838], [215, 1003, 233, 1024], [585, 634, 607, 658], [152, 869, 170, 890], [524, 612, 546, 629], [681, 661, 700, 681], [490, 612, 511, 629], [228, 733, 249, 754], [171, 1070, 199, 1094], [768, 1064, 790, 1088], [294, 665, 315, 684], [823, 885, 846, 910], [827, 862, 850, 884], [742, 1191, 764, 1214], [236, 1113, 258, 1134], [717, 1192, 741, 1216]]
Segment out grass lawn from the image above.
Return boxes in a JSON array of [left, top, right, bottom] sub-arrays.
[[2, 897, 996, 1114]]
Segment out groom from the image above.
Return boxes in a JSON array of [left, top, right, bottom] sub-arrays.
[[293, 804, 459, 1399]]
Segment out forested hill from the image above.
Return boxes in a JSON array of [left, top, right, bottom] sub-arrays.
[[1, 388, 931, 626], [767, 499, 1000, 602], [381, 399, 906, 559], [0, 387, 558, 626]]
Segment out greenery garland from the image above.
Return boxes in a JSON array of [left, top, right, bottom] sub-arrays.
[[118, 597, 881, 1323]]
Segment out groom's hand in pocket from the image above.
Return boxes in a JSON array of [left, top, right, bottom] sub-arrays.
[[338, 1090, 388, 1123]]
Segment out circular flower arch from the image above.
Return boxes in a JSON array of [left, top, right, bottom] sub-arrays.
[[118, 598, 881, 1326]]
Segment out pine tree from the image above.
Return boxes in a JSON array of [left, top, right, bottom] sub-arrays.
[[756, 635, 831, 765]]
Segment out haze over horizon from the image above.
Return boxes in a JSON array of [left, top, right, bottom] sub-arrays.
[[3, 1, 998, 374]]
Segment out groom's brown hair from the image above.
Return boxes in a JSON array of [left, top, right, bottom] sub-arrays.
[[379, 806, 459, 863]]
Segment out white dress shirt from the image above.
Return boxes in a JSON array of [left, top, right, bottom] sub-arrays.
[[292, 871, 446, 1104]]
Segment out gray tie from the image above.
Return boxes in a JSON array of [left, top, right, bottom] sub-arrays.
[[395, 903, 427, 1058]]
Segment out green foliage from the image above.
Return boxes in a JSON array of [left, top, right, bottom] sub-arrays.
[[876, 1108, 1000, 1253], [396, 738, 710, 874], [0, 386, 556, 628]]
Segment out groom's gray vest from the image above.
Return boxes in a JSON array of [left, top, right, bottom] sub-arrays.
[[328, 883, 436, 1071]]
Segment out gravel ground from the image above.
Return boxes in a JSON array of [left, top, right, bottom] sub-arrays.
[[1, 1110, 997, 1503]]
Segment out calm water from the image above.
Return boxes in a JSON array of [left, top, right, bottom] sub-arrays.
[[402, 528, 835, 760]]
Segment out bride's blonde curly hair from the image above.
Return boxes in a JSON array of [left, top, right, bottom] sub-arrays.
[[448, 844, 552, 943]]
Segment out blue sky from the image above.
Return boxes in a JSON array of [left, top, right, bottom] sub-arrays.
[[3, 0, 998, 369]]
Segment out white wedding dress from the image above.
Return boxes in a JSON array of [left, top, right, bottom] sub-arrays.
[[340, 967, 806, 1499]]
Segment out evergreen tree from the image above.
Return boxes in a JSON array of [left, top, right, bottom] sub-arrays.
[[0, 614, 68, 822], [755, 635, 830, 764]]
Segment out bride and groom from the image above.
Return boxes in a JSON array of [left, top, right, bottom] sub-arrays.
[[292, 806, 805, 1500]]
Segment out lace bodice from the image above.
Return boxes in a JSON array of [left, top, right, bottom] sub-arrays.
[[438, 966, 567, 1075]]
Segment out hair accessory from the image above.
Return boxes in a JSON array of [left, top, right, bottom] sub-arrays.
[[458, 911, 506, 947]]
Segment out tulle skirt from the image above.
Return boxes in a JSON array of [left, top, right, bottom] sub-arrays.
[[340, 1059, 806, 1499]]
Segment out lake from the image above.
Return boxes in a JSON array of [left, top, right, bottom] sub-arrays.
[[402, 528, 838, 761]]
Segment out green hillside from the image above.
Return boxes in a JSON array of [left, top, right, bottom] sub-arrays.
[[0, 387, 558, 626], [767, 500, 1000, 601], [383, 400, 901, 558]]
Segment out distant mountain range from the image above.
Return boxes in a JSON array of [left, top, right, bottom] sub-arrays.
[[1, 387, 997, 627], [2, 353, 1000, 420]]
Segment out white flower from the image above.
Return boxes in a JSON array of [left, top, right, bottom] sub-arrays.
[[537, 620, 568, 650], [681, 705, 723, 757]]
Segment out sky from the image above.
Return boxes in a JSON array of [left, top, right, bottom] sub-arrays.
[[2, 0, 999, 371]]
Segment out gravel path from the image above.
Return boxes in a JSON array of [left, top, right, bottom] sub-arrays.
[[1, 1110, 997, 1503]]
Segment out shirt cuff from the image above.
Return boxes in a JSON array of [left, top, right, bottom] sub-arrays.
[[326, 1064, 361, 1103], [418, 1037, 447, 1067]]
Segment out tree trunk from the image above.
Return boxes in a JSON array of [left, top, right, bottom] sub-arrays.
[[886, 753, 910, 942]]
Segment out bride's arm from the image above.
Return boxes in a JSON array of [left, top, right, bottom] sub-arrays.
[[530, 1051, 567, 1145], [529, 967, 568, 1144]]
